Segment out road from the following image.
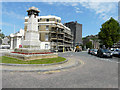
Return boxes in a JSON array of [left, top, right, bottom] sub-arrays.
[[2, 52, 119, 88]]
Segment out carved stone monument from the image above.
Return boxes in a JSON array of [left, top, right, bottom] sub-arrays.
[[5, 7, 58, 60], [22, 7, 41, 49]]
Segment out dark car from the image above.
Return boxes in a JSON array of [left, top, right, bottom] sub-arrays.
[[113, 49, 120, 57], [97, 49, 112, 58], [119, 51, 120, 58], [88, 49, 94, 54], [91, 49, 98, 56]]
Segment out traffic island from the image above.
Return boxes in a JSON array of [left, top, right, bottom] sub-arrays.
[[1, 56, 66, 64], [1, 56, 80, 72]]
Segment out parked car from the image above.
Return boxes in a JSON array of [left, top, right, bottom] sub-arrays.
[[119, 51, 120, 58], [97, 49, 112, 58], [113, 49, 120, 57], [88, 49, 94, 54], [91, 49, 98, 56]]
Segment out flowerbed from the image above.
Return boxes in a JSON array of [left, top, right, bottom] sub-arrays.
[[11, 52, 53, 55]]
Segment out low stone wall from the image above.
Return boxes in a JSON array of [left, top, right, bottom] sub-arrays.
[[14, 48, 50, 53], [5, 53, 58, 61]]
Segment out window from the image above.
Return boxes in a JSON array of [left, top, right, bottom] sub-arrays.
[[38, 25, 41, 30], [46, 19, 49, 22], [38, 26, 39, 30], [45, 44, 48, 49], [38, 19, 40, 22], [45, 34, 48, 41], [57, 19, 59, 22], [46, 25, 49, 30], [40, 18, 42, 21], [25, 19, 28, 22]]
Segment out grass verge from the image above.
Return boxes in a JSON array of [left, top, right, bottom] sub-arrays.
[[0, 56, 66, 64]]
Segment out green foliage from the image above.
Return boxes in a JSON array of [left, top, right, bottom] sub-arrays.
[[86, 41, 93, 49], [2, 43, 5, 45], [8, 41, 10, 44], [98, 17, 120, 48], [82, 37, 87, 40], [0, 29, 5, 39], [90, 37, 98, 41], [80, 44, 84, 50], [0, 33, 5, 39]]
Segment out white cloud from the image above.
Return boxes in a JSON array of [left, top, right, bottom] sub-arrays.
[[47, 1, 117, 20], [76, 10, 83, 13], [1, 0, 118, 21], [74, 7, 83, 13], [0, 22, 12, 26], [47, 2, 53, 5], [78, 2, 117, 21], [75, 7, 79, 10], [71, 3, 78, 6], [1, 0, 119, 2], [2, 11, 24, 20], [46, 1, 117, 20]]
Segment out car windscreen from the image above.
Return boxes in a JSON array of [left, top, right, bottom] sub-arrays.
[[115, 50, 120, 52], [103, 49, 109, 53], [94, 49, 98, 52]]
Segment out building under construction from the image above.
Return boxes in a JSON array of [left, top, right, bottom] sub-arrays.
[[24, 7, 73, 52]]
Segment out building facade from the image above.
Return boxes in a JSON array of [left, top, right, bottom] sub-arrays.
[[23, 7, 73, 52], [9, 7, 73, 51], [83, 35, 100, 49], [10, 29, 24, 49], [113, 40, 120, 48], [64, 21, 82, 49]]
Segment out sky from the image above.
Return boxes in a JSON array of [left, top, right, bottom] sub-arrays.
[[0, 1, 118, 37]]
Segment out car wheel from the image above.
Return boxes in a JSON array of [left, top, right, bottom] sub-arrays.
[[110, 56, 112, 58], [97, 54, 99, 57], [100, 54, 103, 58]]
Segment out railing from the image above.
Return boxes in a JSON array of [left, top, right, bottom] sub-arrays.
[[58, 37, 64, 40]]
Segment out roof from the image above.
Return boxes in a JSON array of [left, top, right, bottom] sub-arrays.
[[38, 15, 61, 20], [27, 6, 40, 12], [25, 15, 61, 20]]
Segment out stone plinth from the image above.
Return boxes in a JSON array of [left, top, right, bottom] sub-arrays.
[[5, 53, 58, 61], [14, 48, 50, 53]]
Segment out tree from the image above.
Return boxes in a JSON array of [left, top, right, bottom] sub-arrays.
[[98, 17, 120, 48], [86, 41, 93, 49], [0, 29, 5, 45], [0, 29, 5, 39]]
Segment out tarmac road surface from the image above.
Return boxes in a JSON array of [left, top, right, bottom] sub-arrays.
[[2, 52, 119, 88]]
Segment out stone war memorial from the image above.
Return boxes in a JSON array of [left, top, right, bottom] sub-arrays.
[[5, 7, 58, 61]]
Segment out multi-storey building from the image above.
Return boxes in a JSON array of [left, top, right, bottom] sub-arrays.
[[64, 21, 82, 49], [24, 7, 73, 52]]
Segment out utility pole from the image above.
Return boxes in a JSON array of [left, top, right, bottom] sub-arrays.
[[14, 25, 15, 34]]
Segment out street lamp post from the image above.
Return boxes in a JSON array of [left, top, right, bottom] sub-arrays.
[[56, 28, 58, 53]]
